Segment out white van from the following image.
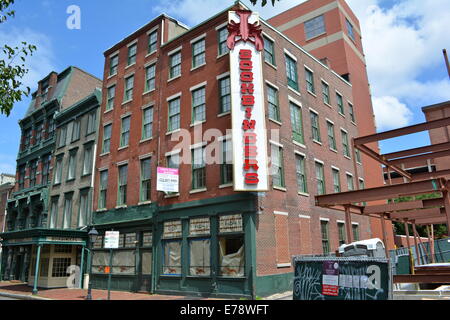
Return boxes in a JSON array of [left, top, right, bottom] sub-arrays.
[[338, 238, 386, 258]]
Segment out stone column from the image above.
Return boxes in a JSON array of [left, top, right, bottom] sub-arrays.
[[32, 244, 42, 295]]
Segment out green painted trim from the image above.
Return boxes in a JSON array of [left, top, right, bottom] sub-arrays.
[[255, 272, 294, 298]]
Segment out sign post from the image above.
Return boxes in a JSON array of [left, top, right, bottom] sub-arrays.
[[104, 231, 119, 300]]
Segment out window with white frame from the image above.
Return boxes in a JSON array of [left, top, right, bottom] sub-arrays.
[[342, 130, 350, 157], [322, 81, 330, 105], [127, 43, 137, 66], [145, 64, 156, 92], [71, 120, 80, 142], [221, 139, 233, 185], [98, 170, 108, 209], [109, 55, 118, 76], [86, 111, 97, 135], [315, 161, 325, 195], [192, 38, 206, 68], [296, 153, 307, 194], [347, 173, 354, 191], [271, 144, 285, 188], [118, 164, 128, 206], [192, 146, 206, 190], [78, 191, 89, 227], [106, 85, 116, 111], [192, 87, 206, 123], [102, 124, 112, 154], [321, 220, 330, 254], [305, 68, 315, 94], [140, 158, 151, 202], [62, 194, 73, 229], [169, 51, 181, 79], [327, 121, 337, 150], [264, 36, 275, 65], [290, 102, 304, 144], [82, 144, 93, 176], [219, 77, 231, 114], [142, 107, 153, 140], [120, 116, 131, 148], [124, 75, 134, 102], [218, 27, 229, 56], [168, 97, 181, 132], [310, 111, 321, 142], [148, 30, 158, 53], [267, 85, 280, 122], [67, 151, 77, 181], [332, 168, 341, 193]]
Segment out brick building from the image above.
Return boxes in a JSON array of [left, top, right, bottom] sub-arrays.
[[0, 67, 101, 292], [0, 174, 15, 236], [268, 0, 395, 250], [89, 1, 382, 298]]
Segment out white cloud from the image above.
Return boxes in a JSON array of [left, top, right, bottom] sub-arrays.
[[372, 96, 413, 131]]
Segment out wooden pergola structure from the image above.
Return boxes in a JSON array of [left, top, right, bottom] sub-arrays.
[[315, 116, 450, 282]]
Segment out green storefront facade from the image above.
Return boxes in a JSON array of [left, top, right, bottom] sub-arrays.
[[91, 193, 262, 298]]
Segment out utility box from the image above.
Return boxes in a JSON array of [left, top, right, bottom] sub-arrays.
[[293, 256, 391, 300]]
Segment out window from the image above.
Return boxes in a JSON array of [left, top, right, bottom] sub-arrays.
[[148, 30, 158, 53], [352, 224, 360, 241], [106, 85, 116, 111], [327, 121, 337, 150], [100, 125, 111, 154], [142, 107, 153, 140], [23, 128, 31, 150], [162, 220, 182, 275], [18, 165, 25, 189], [82, 145, 93, 176], [219, 215, 244, 277], [349, 103, 356, 123], [120, 116, 131, 148], [271, 144, 285, 188], [67, 152, 76, 181], [332, 168, 341, 193], [41, 154, 51, 185], [290, 102, 304, 144], [127, 43, 137, 66], [304, 15, 325, 40], [359, 178, 365, 190], [169, 51, 181, 79], [143, 232, 153, 247], [347, 174, 354, 191], [29, 160, 37, 187], [337, 93, 344, 115], [192, 39, 206, 68], [49, 197, 58, 229], [118, 165, 128, 206], [124, 75, 134, 102], [78, 192, 89, 227], [145, 64, 156, 92], [264, 37, 275, 65], [342, 130, 350, 157], [58, 126, 67, 147], [322, 81, 330, 105], [35, 122, 43, 145], [109, 55, 119, 76], [140, 158, 151, 202], [98, 170, 108, 210], [86, 111, 97, 135], [310, 111, 321, 142], [321, 220, 330, 254], [71, 120, 80, 142], [168, 97, 181, 132], [52, 258, 71, 278], [338, 223, 346, 246], [47, 117, 55, 139], [218, 27, 229, 56], [346, 18, 355, 41], [167, 153, 180, 169], [315, 162, 325, 195], [192, 147, 206, 190], [189, 218, 211, 276], [62, 195, 72, 229], [305, 68, 315, 93], [296, 154, 307, 194], [219, 77, 231, 114], [285, 55, 298, 91], [356, 148, 362, 163], [54, 157, 63, 185], [192, 87, 206, 123], [267, 85, 280, 122], [221, 139, 233, 185]]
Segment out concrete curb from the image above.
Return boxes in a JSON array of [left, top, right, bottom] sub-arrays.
[[0, 291, 52, 300], [264, 291, 292, 300]]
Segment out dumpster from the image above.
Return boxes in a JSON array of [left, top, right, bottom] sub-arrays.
[[293, 256, 391, 300]]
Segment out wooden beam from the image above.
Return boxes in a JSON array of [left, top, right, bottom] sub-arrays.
[[382, 142, 450, 160], [354, 117, 450, 145], [316, 179, 442, 207], [364, 201, 424, 214], [390, 208, 444, 221]]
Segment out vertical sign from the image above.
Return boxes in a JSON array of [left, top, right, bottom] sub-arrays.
[[104, 231, 120, 249], [228, 10, 269, 192], [322, 261, 340, 296]]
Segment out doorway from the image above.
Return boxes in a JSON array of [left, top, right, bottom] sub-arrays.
[[137, 249, 152, 292]]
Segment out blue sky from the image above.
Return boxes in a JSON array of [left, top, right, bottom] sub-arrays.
[[0, 0, 449, 174]]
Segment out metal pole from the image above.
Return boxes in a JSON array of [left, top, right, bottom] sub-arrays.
[[412, 224, 421, 266], [79, 246, 85, 289], [404, 221, 413, 274], [380, 214, 390, 258], [430, 225, 436, 263], [344, 206, 353, 244], [443, 49, 450, 79], [108, 248, 112, 300], [32, 244, 42, 295], [86, 246, 93, 300]]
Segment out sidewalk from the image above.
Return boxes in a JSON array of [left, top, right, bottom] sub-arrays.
[[0, 282, 213, 300]]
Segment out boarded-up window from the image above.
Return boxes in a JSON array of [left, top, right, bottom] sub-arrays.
[[219, 214, 243, 233], [275, 214, 290, 265], [189, 239, 210, 276], [219, 236, 244, 277], [163, 240, 181, 275], [163, 220, 182, 239]]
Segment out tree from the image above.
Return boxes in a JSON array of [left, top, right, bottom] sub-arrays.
[[0, 0, 36, 116], [249, 0, 280, 6]]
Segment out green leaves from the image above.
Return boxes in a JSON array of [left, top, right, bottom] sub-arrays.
[[249, 0, 280, 6], [0, 0, 37, 117]]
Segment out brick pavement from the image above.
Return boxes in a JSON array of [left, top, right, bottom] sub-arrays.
[[0, 282, 213, 300]]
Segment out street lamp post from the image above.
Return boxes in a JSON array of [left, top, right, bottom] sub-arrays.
[[86, 227, 98, 301]]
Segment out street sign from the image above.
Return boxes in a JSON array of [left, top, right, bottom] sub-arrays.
[[104, 231, 120, 249]]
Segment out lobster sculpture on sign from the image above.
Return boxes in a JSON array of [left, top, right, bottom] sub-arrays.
[[227, 10, 264, 52]]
